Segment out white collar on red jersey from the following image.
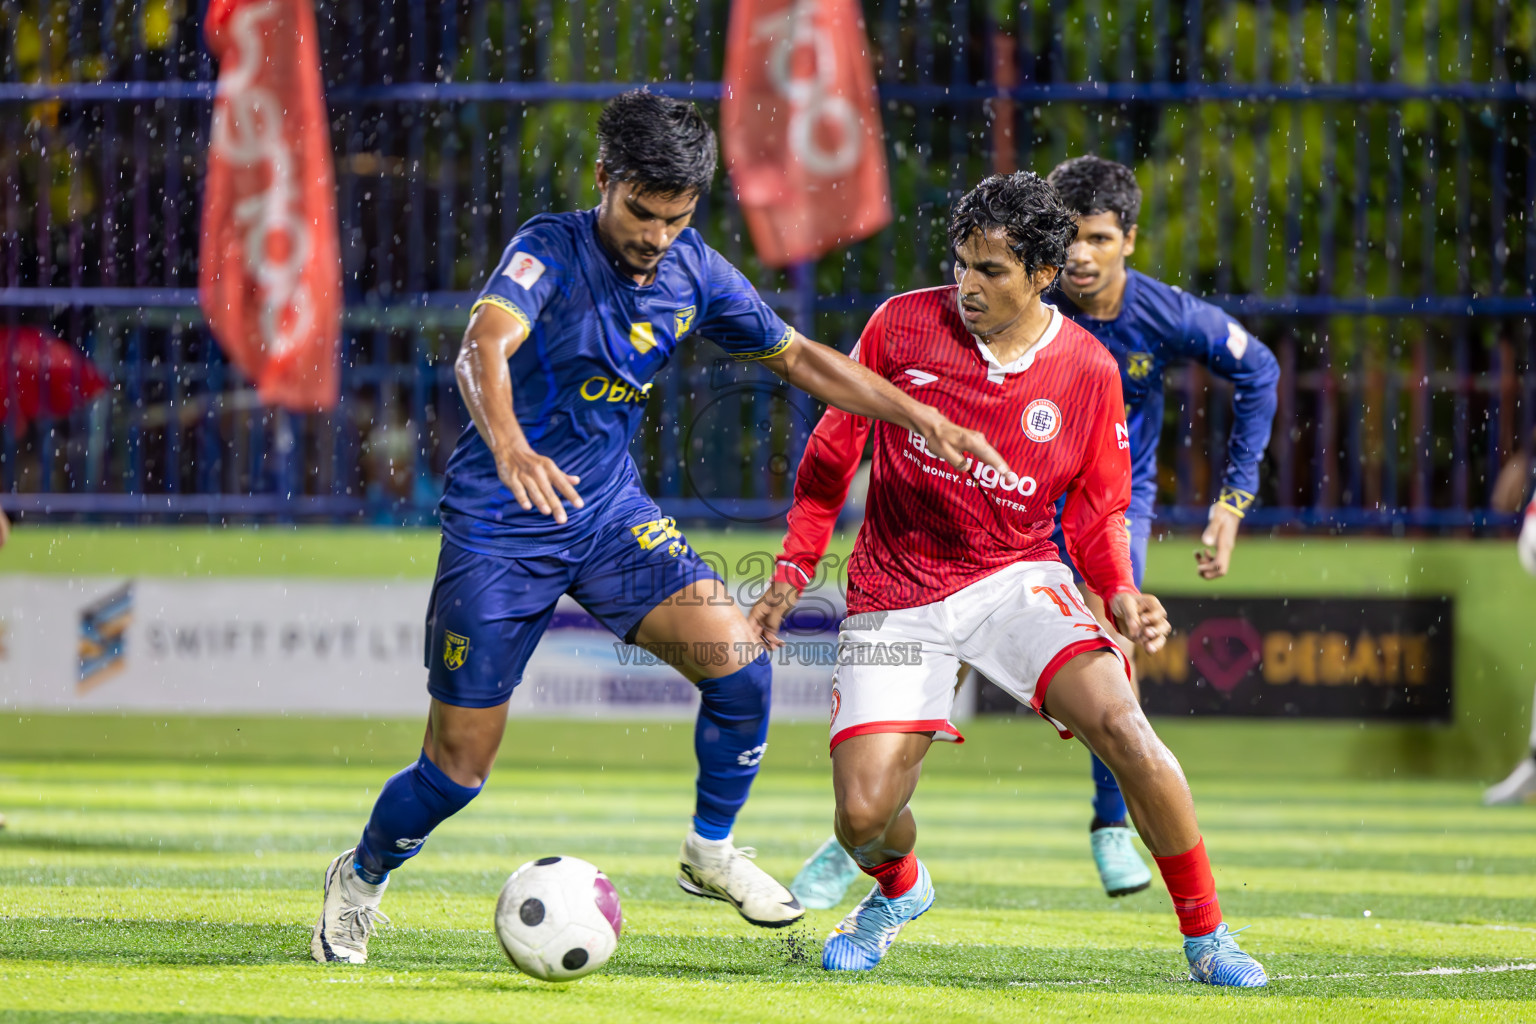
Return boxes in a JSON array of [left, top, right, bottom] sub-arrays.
[[973, 303, 1064, 383]]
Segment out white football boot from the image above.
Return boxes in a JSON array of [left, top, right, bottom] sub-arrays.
[[311, 848, 391, 963], [677, 832, 805, 928], [1484, 757, 1536, 806]]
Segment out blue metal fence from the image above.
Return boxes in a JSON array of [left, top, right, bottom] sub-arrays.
[[2, 0, 1533, 530]]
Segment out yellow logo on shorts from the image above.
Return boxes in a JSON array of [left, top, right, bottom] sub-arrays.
[[630, 517, 688, 558], [443, 631, 470, 671]]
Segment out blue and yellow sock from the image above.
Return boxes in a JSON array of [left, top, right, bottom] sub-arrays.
[[691, 651, 772, 840]]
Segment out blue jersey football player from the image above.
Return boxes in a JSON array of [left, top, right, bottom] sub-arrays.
[[311, 90, 1010, 964], [1044, 155, 1279, 899]]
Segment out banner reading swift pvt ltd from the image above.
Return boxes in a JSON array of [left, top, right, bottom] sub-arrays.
[[0, 576, 870, 721]]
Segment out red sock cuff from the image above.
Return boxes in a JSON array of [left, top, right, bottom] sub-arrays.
[[1153, 837, 1223, 937], [863, 851, 919, 899]]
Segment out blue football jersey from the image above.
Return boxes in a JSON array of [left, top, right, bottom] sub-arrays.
[[1047, 269, 1279, 520], [440, 209, 794, 554]]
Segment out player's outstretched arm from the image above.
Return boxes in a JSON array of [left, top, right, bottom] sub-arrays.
[[454, 303, 584, 524], [761, 332, 1011, 479], [1184, 307, 1280, 581]]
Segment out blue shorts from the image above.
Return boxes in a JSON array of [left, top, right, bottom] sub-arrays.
[[1049, 513, 1151, 591], [424, 484, 721, 708]]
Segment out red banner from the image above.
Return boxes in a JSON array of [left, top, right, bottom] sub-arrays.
[[199, 0, 341, 412], [721, 0, 892, 267]]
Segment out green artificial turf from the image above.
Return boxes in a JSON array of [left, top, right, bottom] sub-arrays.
[[2, 713, 1534, 1023]]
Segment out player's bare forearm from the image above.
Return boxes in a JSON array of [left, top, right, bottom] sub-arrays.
[[455, 306, 530, 458], [454, 304, 583, 522], [764, 333, 1011, 476]]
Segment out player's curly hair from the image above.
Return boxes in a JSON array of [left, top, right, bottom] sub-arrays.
[[596, 90, 718, 199], [1046, 155, 1142, 230], [947, 172, 1076, 275]]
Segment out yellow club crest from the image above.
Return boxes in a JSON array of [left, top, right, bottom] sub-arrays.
[[443, 630, 470, 671], [1127, 351, 1154, 380], [674, 305, 697, 338]]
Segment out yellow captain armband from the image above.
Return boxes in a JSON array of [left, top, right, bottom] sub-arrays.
[[1214, 486, 1255, 519], [470, 295, 532, 331]]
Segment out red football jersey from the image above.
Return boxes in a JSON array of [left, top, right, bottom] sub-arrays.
[[776, 285, 1136, 614]]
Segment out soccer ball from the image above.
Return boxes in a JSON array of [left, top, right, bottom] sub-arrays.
[[494, 855, 623, 981]]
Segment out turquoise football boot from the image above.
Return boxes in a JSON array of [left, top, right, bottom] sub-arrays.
[[790, 836, 861, 910], [1090, 822, 1152, 897]]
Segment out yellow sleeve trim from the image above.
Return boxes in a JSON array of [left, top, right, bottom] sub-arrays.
[[730, 327, 797, 362], [1215, 485, 1255, 519], [470, 295, 532, 331]]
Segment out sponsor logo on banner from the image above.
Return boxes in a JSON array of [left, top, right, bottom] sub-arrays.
[[976, 596, 1454, 721], [78, 582, 132, 693]]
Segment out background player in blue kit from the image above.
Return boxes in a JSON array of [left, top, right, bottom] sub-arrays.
[[789, 158, 1281, 912], [1043, 155, 1280, 898], [310, 90, 1011, 964]]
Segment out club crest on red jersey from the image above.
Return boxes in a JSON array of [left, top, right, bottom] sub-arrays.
[[1022, 399, 1062, 442]]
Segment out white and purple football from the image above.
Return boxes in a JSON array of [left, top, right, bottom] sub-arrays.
[[494, 855, 623, 981]]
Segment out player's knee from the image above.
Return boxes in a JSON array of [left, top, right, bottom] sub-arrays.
[[1088, 699, 1161, 769], [696, 651, 772, 726], [834, 791, 894, 848]]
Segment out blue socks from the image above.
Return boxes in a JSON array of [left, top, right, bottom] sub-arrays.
[[1091, 752, 1127, 826], [692, 651, 773, 840], [354, 750, 482, 882]]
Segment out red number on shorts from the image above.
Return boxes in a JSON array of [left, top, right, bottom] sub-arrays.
[[1059, 584, 1092, 619], [1031, 585, 1072, 616]]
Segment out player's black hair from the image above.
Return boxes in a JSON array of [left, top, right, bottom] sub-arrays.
[[596, 90, 718, 199], [946, 171, 1076, 276], [1046, 155, 1142, 230]]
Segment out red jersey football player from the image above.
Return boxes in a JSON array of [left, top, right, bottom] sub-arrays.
[[747, 172, 1267, 987]]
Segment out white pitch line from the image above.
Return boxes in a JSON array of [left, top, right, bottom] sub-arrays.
[[1271, 961, 1536, 982], [1009, 961, 1536, 988]]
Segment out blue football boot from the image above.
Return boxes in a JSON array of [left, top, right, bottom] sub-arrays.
[[822, 859, 935, 971], [791, 837, 862, 910], [1184, 922, 1268, 987], [1090, 822, 1153, 897]]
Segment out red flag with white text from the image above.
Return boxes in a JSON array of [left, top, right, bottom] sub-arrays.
[[721, 0, 892, 267], [199, 0, 341, 411]]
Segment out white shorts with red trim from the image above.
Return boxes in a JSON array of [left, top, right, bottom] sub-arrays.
[[827, 560, 1128, 751]]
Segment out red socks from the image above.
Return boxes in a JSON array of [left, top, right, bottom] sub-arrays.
[[1153, 837, 1223, 937], [863, 851, 919, 899]]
